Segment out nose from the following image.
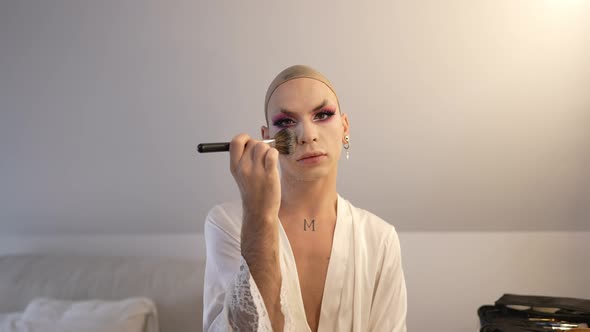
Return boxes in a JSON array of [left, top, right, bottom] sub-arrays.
[[297, 121, 318, 145]]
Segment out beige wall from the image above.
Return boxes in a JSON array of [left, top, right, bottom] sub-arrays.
[[1, 0, 589, 233]]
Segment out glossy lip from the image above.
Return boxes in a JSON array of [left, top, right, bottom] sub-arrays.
[[296, 151, 327, 161]]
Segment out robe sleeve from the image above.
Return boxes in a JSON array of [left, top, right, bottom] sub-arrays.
[[368, 227, 408, 332], [203, 208, 294, 331]]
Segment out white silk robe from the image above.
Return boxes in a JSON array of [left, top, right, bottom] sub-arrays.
[[203, 195, 407, 331]]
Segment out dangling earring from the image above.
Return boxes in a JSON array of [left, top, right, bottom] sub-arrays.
[[343, 135, 350, 160]]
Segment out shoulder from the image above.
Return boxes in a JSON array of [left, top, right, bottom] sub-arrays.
[[340, 195, 399, 248], [204, 200, 243, 242]]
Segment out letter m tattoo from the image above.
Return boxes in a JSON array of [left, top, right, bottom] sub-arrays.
[[304, 218, 316, 231]]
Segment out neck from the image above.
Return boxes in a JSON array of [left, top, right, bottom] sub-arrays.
[[279, 172, 338, 219]]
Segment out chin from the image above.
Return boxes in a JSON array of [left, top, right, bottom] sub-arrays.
[[281, 164, 336, 183]]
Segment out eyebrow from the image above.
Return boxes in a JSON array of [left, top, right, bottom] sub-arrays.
[[276, 100, 328, 117]]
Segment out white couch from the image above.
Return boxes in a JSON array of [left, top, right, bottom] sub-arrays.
[[0, 254, 205, 332]]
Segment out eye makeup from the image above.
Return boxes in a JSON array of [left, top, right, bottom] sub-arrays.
[[313, 108, 336, 121], [272, 114, 295, 128], [271, 107, 337, 128]]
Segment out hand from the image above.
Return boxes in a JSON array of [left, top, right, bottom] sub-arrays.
[[229, 133, 285, 332], [229, 133, 281, 222]]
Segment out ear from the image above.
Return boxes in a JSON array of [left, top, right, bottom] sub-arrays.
[[341, 113, 350, 139], [261, 125, 270, 140]]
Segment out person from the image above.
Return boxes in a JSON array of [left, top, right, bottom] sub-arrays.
[[203, 65, 407, 331]]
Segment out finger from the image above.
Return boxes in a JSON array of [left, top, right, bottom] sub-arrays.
[[238, 137, 259, 176], [229, 133, 250, 175], [264, 147, 279, 172], [251, 141, 269, 168]]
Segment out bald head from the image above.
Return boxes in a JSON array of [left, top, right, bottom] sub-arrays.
[[264, 65, 340, 124]]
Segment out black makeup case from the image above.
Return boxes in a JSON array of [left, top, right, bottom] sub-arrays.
[[478, 294, 590, 332]]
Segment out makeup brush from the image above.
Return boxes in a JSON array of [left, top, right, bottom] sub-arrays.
[[197, 128, 297, 155]]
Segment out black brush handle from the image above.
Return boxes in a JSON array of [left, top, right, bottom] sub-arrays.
[[197, 142, 230, 153]]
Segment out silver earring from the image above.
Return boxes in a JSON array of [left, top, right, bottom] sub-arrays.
[[343, 135, 350, 160]]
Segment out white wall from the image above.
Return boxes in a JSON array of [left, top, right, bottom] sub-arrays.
[[1, 0, 589, 233], [1, 232, 589, 332]]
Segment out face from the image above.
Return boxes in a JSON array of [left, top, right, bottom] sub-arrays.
[[262, 78, 349, 182]]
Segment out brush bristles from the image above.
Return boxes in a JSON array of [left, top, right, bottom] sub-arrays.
[[273, 128, 297, 155]]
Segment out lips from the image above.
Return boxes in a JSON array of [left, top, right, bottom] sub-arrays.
[[296, 151, 327, 161]]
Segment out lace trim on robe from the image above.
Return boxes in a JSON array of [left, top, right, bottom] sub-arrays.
[[279, 263, 294, 331], [223, 256, 269, 331], [223, 256, 294, 331]]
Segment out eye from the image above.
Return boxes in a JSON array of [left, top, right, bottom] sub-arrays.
[[314, 110, 336, 121], [273, 117, 296, 128]]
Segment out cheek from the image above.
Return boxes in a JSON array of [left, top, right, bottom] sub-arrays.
[[322, 123, 344, 142], [324, 116, 345, 134], [267, 126, 281, 138]]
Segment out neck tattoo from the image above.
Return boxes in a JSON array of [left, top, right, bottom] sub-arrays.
[[304, 218, 316, 231]]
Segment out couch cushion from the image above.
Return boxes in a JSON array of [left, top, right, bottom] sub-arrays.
[[0, 297, 157, 332], [0, 255, 204, 332]]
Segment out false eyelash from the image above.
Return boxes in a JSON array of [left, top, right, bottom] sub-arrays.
[[314, 109, 336, 119]]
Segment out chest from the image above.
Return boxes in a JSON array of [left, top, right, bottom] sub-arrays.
[[282, 218, 336, 331], [283, 218, 335, 284], [290, 237, 333, 293]]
